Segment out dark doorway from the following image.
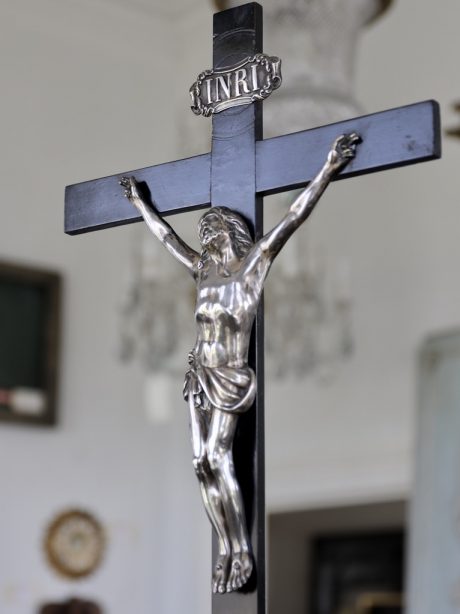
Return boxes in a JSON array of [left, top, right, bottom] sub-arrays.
[[311, 531, 404, 614], [268, 500, 406, 614]]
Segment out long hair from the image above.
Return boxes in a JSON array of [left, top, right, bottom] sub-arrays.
[[197, 207, 254, 272]]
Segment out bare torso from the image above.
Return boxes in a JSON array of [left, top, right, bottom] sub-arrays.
[[193, 261, 262, 369]]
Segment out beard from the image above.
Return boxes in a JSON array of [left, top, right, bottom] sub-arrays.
[[201, 227, 226, 247]]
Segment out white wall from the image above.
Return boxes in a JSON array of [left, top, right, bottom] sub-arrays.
[[265, 0, 460, 512], [0, 0, 460, 612], [0, 1, 211, 612]]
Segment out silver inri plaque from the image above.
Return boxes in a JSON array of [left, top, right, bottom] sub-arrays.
[[190, 53, 282, 117]]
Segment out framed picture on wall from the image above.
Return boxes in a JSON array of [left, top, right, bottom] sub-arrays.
[[0, 261, 61, 426]]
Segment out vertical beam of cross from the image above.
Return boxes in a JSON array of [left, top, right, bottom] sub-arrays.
[[211, 4, 265, 613]]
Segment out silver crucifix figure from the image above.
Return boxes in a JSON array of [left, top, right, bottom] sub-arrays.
[[120, 132, 360, 594]]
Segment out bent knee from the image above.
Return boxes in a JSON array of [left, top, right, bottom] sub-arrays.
[[192, 455, 207, 478], [207, 446, 230, 473]]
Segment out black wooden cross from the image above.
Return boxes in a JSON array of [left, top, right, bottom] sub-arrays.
[[65, 3, 440, 613]]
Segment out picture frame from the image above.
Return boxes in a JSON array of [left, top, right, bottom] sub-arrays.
[[0, 261, 61, 426]]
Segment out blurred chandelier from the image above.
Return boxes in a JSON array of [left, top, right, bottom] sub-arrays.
[[119, 0, 393, 383]]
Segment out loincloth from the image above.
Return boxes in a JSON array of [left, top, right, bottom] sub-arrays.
[[183, 351, 256, 414]]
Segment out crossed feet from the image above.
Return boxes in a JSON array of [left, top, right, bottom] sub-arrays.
[[212, 550, 253, 594]]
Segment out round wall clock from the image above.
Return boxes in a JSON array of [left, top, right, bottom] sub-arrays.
[[44, 509, 106, 579]]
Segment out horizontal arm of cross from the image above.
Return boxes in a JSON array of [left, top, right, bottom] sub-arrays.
[[65, 100, 440, 235], [65, 153, 211, 235]]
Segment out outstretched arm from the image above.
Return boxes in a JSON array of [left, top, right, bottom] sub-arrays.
[[120, 176, 200, 277], [244, 133, 361, 277]]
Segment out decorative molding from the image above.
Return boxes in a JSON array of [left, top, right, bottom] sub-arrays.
[[213, 0, 394, 27], [446, 101, 460, 139]]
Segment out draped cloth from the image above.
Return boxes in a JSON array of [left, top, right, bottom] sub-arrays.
[[183, 351, 256, 414]]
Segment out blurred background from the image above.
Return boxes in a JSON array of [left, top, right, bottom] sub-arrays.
[[0, 0, 459, 612]]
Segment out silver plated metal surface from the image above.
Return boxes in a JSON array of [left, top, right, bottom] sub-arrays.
[[120, 133, 360, 594], [190, 53, 282, 117]]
